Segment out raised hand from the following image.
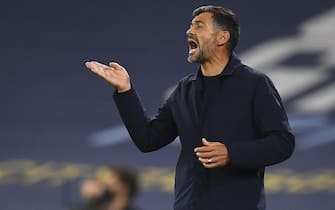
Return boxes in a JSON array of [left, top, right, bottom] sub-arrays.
[[194, 138, 230, 168], [85, 61, 131, 93]]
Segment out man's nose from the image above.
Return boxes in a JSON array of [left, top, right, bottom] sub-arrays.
[[186, 27, 194, 36]]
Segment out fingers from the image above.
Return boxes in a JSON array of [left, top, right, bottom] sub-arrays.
[[202, 138, 222, 146], [85, 61, 126, 77], [85, 61, 125, 72], [202, 138, 210, 145], [195, 150, 216, 158], [85, 61, 109, 70], [109, 62, 123, 70], [193, 138, 220, 153], [85, 61, 123, 81], [85, 61, 111, 77], [198, 157, 225, 168], [198, 156, 229, 168], [198, 155, 229, 168], [194, 138, 230, 168], [194, 146, 213, 153], [198, 157, 217, 165], [85, 60, 131, 93]]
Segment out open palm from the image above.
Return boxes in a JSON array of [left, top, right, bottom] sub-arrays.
[[85, 61, 131, 93]]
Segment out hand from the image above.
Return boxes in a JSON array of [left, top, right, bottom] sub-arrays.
[[85, 61, 131, 93], [194, 138, 230, 168]]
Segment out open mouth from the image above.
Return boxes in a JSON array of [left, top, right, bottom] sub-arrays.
[[188, 39, 198, 53]]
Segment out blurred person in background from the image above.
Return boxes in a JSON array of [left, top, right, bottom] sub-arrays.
[[76, 166, 140, 210], [85, 5, 295, 210]]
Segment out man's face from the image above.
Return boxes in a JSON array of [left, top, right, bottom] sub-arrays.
[[103, 171, 126, 197], [186, 12, 218, 64]]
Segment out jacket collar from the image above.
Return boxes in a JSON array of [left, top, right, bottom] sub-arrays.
[[191, 52, 242, 81]]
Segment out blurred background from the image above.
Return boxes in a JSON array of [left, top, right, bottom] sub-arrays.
[[1, 0, 335, 209]]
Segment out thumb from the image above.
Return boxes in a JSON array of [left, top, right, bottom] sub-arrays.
[[202, 138, 211, 145]]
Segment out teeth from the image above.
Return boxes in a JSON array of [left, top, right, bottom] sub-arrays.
[[188, 39, 198, 54], [188, 39, 198, 48]]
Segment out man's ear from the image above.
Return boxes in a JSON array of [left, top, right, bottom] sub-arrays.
[[217, 31, 230, 46]]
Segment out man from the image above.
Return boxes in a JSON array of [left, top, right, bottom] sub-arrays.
[[77, 167, 139, 210], [85, 5, 295, 210]]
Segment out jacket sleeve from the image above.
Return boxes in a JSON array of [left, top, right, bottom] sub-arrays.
[[226, 75, 295, 168], [113, 88, 178, 152]]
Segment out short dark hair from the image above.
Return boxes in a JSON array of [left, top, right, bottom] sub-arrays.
[[111, 167, 138, 199], [192, 5, 240, 52]]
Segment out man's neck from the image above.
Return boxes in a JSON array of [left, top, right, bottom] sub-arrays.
[[200, 52, 230, 77]]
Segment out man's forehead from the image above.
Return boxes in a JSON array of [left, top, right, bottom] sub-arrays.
[[192, 12, 213, 23]]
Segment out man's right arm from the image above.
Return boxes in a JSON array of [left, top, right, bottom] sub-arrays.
[[85, 60, 178, 152], [114, 88, 178, 152]]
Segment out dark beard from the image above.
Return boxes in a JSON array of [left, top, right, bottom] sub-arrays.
[[188, 50, 208, 64], [187, 54, 208, 64]]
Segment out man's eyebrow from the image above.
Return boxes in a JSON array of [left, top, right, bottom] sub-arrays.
[[191, 20, 205, 25]]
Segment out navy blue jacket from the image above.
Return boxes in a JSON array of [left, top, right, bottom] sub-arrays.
[[114, 54, 295, 210]]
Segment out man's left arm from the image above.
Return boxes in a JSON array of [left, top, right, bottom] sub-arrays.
[[195, 75, 295, 169], [226, 75, 295, 168]]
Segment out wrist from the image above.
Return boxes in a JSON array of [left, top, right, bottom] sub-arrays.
[[117, 84, 131, 93]]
